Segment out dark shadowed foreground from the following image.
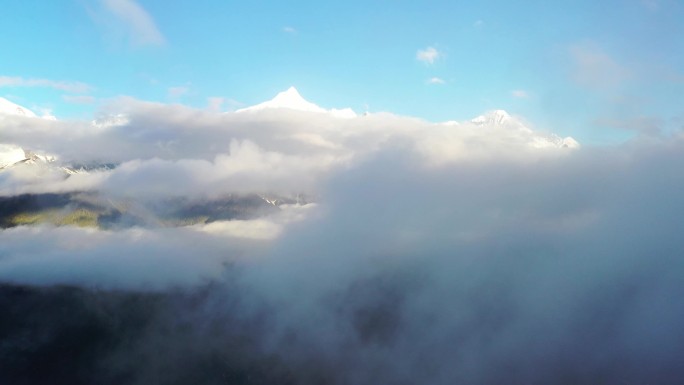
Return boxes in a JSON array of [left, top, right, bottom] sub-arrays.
[[1, 249, 683, 385], [0, 282, 295, 385]]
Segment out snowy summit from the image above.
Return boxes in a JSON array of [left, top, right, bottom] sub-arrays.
[[471, 110, 513, 126], [467, 109, 580, 149], [237, 87, 356, 118], [241, 87, 323, 113], [0, 98, 59, 168], [0, 97, 37, 118]]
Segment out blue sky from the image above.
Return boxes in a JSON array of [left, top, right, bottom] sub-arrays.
[[1, 0, 683, 143]]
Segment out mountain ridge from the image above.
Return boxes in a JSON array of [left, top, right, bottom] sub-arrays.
[[236, 87, 357, 118], [0, 97, 37, 118]]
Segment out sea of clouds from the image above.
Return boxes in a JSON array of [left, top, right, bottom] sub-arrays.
[[0, 99, 683, 384]]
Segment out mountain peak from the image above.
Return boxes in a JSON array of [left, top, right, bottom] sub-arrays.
[[0, 97, 37, 118], [471, 109, 512, 125], [282, 86, 301, 97], [236, 87, 356, 118], [269, 86, 317, 109], [237, 86, 325, 114]]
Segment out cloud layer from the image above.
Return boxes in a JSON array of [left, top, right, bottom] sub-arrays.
[[0, 97, 577, 198], [1, 95, 683, 383]]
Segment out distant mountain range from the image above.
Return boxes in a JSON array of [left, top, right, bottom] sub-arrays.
[[0, 89, 579, 172], [0, 89, 578, 229], [0, 192, 291, 229], [470, 109, 579, 149]]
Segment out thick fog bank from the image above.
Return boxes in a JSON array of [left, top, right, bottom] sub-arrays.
[[2, 138, 684, 384]]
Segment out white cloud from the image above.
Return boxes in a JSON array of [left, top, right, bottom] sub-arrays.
[[200, 218, 283, 240], [283, 26, 297, 34], [474, 19, 485, 28], [511, 89, 529, 98], [416, 46, 441, 65], [0, 76, 92, 93], [2, 130, 682, 383], [101, 0, 165, 46], [0, 96, 578, 199], [1, 94, 684, 383], [427, 77, 445, 85]]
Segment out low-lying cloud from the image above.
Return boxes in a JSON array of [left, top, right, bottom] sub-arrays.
[[1, 98, 683, 383]]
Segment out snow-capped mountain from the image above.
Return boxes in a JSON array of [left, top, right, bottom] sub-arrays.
[[0, 144, 27, 169], [470, 109, 534, 134], [0, 99, 68, 170], [92, 114, 130, 129], [471, 109, 515, 126], [0, 145, 64, 171], [531, 136, 580, 149], [0, 98, 35, 168], [0, 97, 37, 118], [469, 109, 579, 149], [236, 87, 357, 118]]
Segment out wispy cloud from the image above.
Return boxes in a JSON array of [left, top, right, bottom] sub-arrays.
[[206, 97, 225, 112], [0, 76, 92, 93], [569, 43, 630, 90], [511, 90, 529, 98], [473, 19, 485, 28], [224, 98, 246, 111], [283, 26, 297, 34], [416, 46, 441, 65], [167, 86, 189, 99], [641, 0, 660, 11], [62, 95, 96, 104], [595, 115, 663, 136], [427, 77, 445, 85], [101, 0, 165, 46]]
